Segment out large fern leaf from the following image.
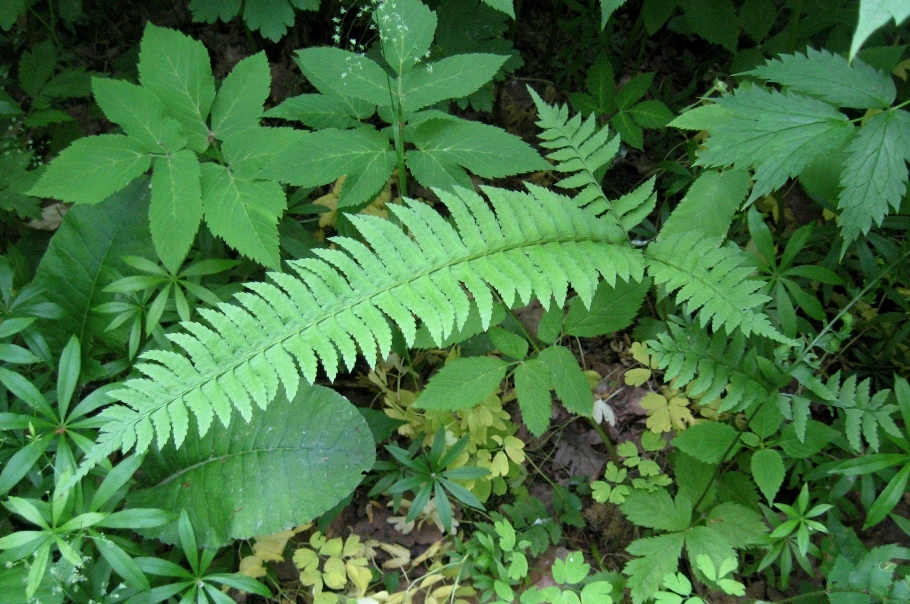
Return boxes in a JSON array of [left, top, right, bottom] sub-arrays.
[[647, 322, 776, 412], [645, 233, 790, 343], [78, 185, 644, 477], [528, 87, 656, 232]]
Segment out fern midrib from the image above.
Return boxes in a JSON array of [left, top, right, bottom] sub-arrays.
[[646, 249, 759, 314], [114, 231, 620, 435]]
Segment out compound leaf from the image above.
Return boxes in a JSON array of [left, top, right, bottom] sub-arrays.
[[695, 87, 853, 202], [92, 77, 187, 154], [409, 118, 548, 180]]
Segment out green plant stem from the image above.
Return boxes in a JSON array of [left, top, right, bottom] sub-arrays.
[[587, 417, 618, 464]]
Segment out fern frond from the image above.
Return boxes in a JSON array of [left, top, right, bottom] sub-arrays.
[[78, 185, 644, 478], [645, 233, 790, 343], [648, 322, 776, 413], [528, 87, 657, 232]]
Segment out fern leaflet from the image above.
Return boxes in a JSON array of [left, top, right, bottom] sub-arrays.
[[823, 372, 900, 452], [78, 185, 644, 478], [528, 87, 656, 232]]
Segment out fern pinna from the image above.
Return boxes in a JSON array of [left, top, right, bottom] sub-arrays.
[[77, 185, 644, 478]]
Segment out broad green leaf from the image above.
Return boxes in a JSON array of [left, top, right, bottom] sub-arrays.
[[210, 51, 270, 139], [265, 93, 374, 129], [128, 382, 374, 548], [406, 150, 474, 191], [222, 127, 307, 180], [669, 103, 732, 130], [188, 0, 241, 22], [601, 0, 627, 28], [838, 109, 910, 245], [295, 47, 391, 106], [587, 53, 616, 110], [400, 54, 508, 112], [29, 135, 150, 204], [32, 180, 154, 354], [625, 533, 686, 604], [614, 73, 654, 111], [243, 0, 297, 43], [778, 421, 838, 458], [620, 488, 692, 532], [628, 100, 674, 128], [376, 0, 437, 75], [738, 0, 776, 42], [672, 422, 738, 464], [679, 0, 739, 51], [658, 169, 749, 245], [92, 78, 187, 153], [851, 0, 910, 59], [696, 87, 853, 201], [151, 150, 203, 272], [514, 359, 553, 437], [706, 502, 768, 548], [138, 23, 216, 152], [409, 118, 548, 178], [201, 163, 284, 269], [553, 552, 590, 585], [684, 527, 736, 583], [610, 111, 643, 149], [748, 49, 896, 109], [18, 40, 56, 98], [261, 127, 394, 191], [564, 278, 649, 337], [414, 356, 509, 411], [488, 327, 528, 359], [337, 148, 397, 208], [481, 0, 515, 18], [0, 564, 63, 604], [751, 448, 785, 502], [539, 345, 593, 415]]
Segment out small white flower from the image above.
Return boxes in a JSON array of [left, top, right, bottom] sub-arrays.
[[592, 397, 616, 426]]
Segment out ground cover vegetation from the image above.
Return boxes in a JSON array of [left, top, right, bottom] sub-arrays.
[[0, 0, 908, 602]]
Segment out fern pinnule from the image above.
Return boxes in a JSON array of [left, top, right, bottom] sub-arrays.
[[77, 185, 644, 481]]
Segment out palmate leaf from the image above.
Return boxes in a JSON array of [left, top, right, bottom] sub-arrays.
[[646, 234, 788, 343], [77, 185, 643, 480], [694, 87, 854, 202]]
